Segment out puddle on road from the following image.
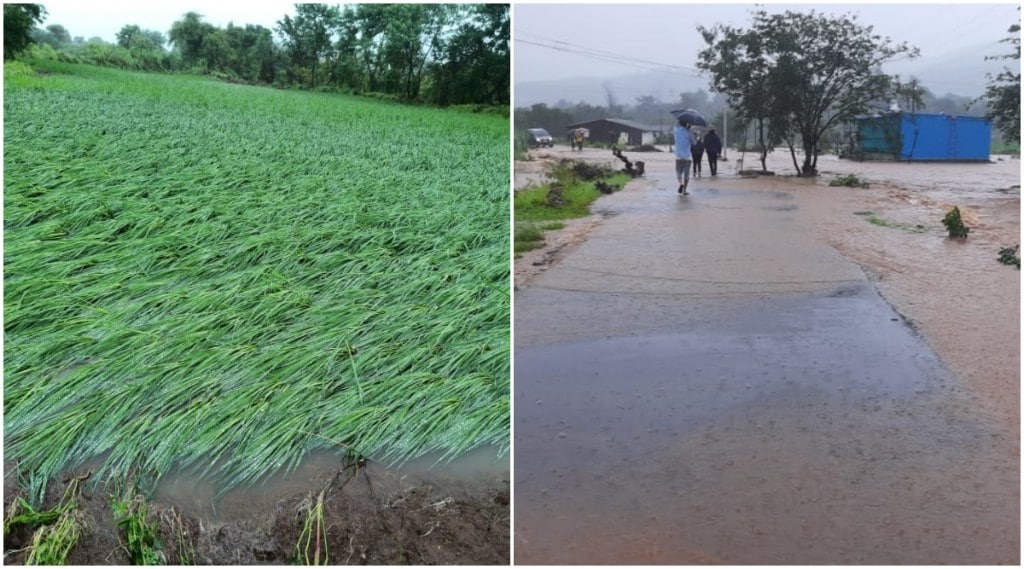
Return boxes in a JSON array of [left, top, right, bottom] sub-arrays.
[[514, 285, 1018, 564]]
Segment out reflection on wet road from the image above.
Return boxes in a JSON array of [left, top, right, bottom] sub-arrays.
[[514, 180, 1018, 564]]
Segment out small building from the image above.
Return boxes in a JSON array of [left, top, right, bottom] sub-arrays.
[[847, 112, 991, 161], [566, 118, 664, 146]]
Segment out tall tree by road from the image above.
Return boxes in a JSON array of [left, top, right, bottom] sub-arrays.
[[698, 9, 918, 176], [981, 17, 1020, 143]]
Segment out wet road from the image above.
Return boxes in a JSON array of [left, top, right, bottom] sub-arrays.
[[514, 175, 1018, 564]]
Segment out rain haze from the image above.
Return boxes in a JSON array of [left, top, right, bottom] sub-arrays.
[[37, 1, 298, 44], [514, 2, 1021, 104]]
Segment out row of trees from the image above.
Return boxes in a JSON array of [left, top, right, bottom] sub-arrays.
[[516, 83, 988, 153], [514, 91, 731, 146], [5, 4, 509, 108]]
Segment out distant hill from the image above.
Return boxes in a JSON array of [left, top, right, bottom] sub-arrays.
[[884, 41, 1012, 98], [515, 42, 1009, 108], [515, 70, 710, 108]]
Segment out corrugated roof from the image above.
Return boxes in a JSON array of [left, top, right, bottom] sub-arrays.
[[567, 118, 666, 132]]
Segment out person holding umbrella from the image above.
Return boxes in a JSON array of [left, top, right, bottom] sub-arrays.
[[704, 125, 723, 176], [673, 117, 697, 195]]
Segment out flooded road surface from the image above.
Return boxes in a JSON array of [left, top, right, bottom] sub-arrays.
[[514, 174, 1018, 564]]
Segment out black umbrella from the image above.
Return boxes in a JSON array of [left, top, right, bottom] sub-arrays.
[[670, 108, 708, 127]]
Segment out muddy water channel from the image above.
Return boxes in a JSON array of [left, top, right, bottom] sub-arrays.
[[513, 167, 1018, 564], [4, 449, 509, 565]]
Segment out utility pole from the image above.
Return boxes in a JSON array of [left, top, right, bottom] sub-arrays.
[[723, 109, 728, 160]]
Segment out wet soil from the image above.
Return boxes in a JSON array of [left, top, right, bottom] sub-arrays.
[[513, 145, 1019, 564], [4, 452, 509, 565]]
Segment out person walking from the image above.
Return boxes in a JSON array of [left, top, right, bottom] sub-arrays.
[[704, 125, 722, 177], [673, 118, 696, 195], [573, 128, 585, 151], [691, 134, 705, 178]]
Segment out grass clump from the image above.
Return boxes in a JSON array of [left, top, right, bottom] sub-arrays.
[[855, 211, 926, 233], [4, 63, 509, 504], [5, 474, 87, 565], [514, 224, 545, 253], [562, 159, 616, 181], [23, 511, 83, 565], [111, 492, 163, 565], [513, 221, 565, 255], [864, 215, 928, 233], [513, 160, 627, 256], [829, 173, 870, 188], [998, 245, 1020, 269], [991, 141, 1020, 155], [514, 163, 628, 221], [514, 133, 531, 161], [942, 206, 970, 238]]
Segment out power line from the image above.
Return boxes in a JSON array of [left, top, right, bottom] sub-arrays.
[[515, 31, 707, 78]]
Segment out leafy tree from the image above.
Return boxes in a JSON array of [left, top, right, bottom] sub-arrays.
[[677, 89, 712, 112], [47, 23, 70, 45], [31, 23, 70, 49], [115, 25, 165, 52], [169, 12, 216, 68], [514, 103, 574, 141], [5, 4, 47, 59], [200, 29, 235, 73], [891, 75, 926, 113], [143, 29, 166, 49], [332, 7, 365, 90], [276, 3, 341, 88], [981, 16, 1020, 143], [340, 3, 404, 93], [223, 23, 277, 83], [633, 94, 673, 127], [378, 4, 448, 100], [116, 25, 143, 48], [430, 4, 509, 106], [698, 9, 918, 176]]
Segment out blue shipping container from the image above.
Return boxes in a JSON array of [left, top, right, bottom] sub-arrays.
[[853, 112, 991, 161]]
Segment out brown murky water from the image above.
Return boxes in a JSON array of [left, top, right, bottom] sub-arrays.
[[153, 446, 509, 522], [4, 448, 509, 565], [513, 147, 1019, 564]]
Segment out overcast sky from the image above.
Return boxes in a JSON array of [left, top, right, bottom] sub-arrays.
[[38, 1, 299, 42], [514, 2, 1021, 90]]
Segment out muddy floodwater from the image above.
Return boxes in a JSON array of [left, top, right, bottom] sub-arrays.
[[4, 449, 509, 565], [514, 147, 1019, 564]]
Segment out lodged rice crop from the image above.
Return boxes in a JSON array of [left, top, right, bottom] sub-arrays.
[[4, 62, 510, 503]]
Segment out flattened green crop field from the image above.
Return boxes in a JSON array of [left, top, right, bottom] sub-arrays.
[[4, 61, 510, 501]]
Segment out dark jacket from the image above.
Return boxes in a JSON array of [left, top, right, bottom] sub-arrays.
[[704, 131, 722, 155], [691, 139, 705, 157]]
